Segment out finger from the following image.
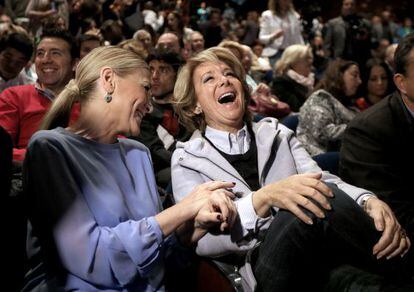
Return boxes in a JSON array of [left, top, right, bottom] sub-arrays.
[[296, 194, 326, 219], [401, 237, 411, 257], [203, 181, 236, 191], [300, 185, 332, 210], [373, 216, 395, 255], [195, 211, 222, 229], [221, 189, 236, 199], [386, 236, 408, 259], [210, 192, 231, 221], [285, 201, 314, 225], [302, 177, 334, 198], [376, 227, 400, 259]]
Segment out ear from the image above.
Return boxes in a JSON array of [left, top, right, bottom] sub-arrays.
[[72, 58, 80, 72], [100, 67, 115, 93], [394, 73, 407, 95]]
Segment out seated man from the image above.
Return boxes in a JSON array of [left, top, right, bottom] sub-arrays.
[[0, 32, 34, 92], [339, 33, 414, 243], [134, 49, 191, 190], [0, 29, 79, 163]]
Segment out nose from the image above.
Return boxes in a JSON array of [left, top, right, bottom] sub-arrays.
[[219, 74, 231, 86], [151, 69, 159, 80]]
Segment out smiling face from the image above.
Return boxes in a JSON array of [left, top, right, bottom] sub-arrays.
[[35, 37, 74, 94], [111, 69, 151, 137], [367, 65, 388, 99], [193, 61, 245, 133], [0, 47, 28, 80]]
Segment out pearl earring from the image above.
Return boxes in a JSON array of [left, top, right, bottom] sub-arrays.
[[194, 106, 202, 114]]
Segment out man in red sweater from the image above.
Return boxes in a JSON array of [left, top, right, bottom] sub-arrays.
[[0, 29, 79, 163]]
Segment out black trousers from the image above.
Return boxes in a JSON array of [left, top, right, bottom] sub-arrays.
[[253, 184, 414, 292]]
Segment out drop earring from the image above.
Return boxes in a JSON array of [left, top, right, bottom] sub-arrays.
[[104, 93, 112, 103], [194, 106, 202, 115]]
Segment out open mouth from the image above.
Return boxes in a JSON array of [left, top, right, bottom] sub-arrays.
[[218, 92, 236, 104]]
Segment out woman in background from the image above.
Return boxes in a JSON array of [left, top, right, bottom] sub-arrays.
[[296, 59, 361, 156]]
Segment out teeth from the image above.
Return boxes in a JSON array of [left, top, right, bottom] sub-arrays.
[[218, 92, 236, 104]]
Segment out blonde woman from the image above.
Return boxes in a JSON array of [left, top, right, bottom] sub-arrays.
[[171, 47, 410, 291], [272, 44, 314, 112], [23, 46, 236, 291]]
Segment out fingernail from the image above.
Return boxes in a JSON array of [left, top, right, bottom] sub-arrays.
[[319, 212, 325, 218], [307, 219, 313, 225], [217, 214, 222, 220], [325, 203, 332, 210], [232, 182, 236, 185]]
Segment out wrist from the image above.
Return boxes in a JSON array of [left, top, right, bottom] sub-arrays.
[[252, 190, 271, 217]]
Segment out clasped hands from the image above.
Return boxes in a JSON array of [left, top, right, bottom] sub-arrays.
[[184, 181, 238, 234]]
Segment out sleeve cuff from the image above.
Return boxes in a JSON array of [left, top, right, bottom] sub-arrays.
[[356, 193, 376, 207], [236, 192, 272, 236]]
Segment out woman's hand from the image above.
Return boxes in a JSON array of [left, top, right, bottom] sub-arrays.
[[180, 181, 236, 218], [194, 188, 238, 233], [364, 197, 411, 259], [253, 173, 333, 224]]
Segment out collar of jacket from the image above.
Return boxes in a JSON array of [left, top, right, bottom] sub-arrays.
[[175, 118, 283, 189]]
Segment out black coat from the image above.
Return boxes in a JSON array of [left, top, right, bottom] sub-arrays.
[[339, 91, 414, 232], [271, 75, 309, 112]]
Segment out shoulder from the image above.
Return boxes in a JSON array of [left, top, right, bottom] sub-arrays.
[[1, 84, 35, 99], [254, 117, 294, 138], [28, 129, 66, 153], [261, 10, 274, 19], [348, 95, 394, 132], [119, 138, 151, 155]]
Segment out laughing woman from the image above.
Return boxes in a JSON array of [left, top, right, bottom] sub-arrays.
[[22, 46, 237, 291], [171, 47, 412, 291]]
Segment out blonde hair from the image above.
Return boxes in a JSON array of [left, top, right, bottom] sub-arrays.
[[41, 46, 149, 130], [275, 44, 313, 75], [118, 38, 148, 59], [173, 47, 251, 132]]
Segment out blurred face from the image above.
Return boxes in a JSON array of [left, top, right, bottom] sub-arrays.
[[291, 54, 313, 77], [149, 60, 176, 100], [111, 69, 151, 137], [193, 61, 244, 133], [252, 44, 263, 57], [279, 0, 291, 11], [156, 33, 180, 54], [167, 13, 179, 29], [394, 49, 414, 110], [343, 64, 361, 96], [79, 39, 101, 59], [241, 48, 252, 72], [136, 30, 152, 49], [367, 65, 388, 98], [56, 17, 67, 30], [0, 47, 29, 80], [191, 32, 205, 53], [341, 0, 355, 16], [35, 37, 74, 93]]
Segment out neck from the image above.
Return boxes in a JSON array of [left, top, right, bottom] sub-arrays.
[[39, 83, 65, 97], [69, 102, 118, 144], [152, 92, 173, 104], [207, 121, 244, 135]]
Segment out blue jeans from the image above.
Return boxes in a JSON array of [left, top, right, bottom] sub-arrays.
[[253, 184, 413, 291]]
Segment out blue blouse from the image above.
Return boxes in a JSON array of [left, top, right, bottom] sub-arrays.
[[24, 127, 167, 291]]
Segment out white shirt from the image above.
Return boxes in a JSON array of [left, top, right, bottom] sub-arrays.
[[205, 124, 251, 155]]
